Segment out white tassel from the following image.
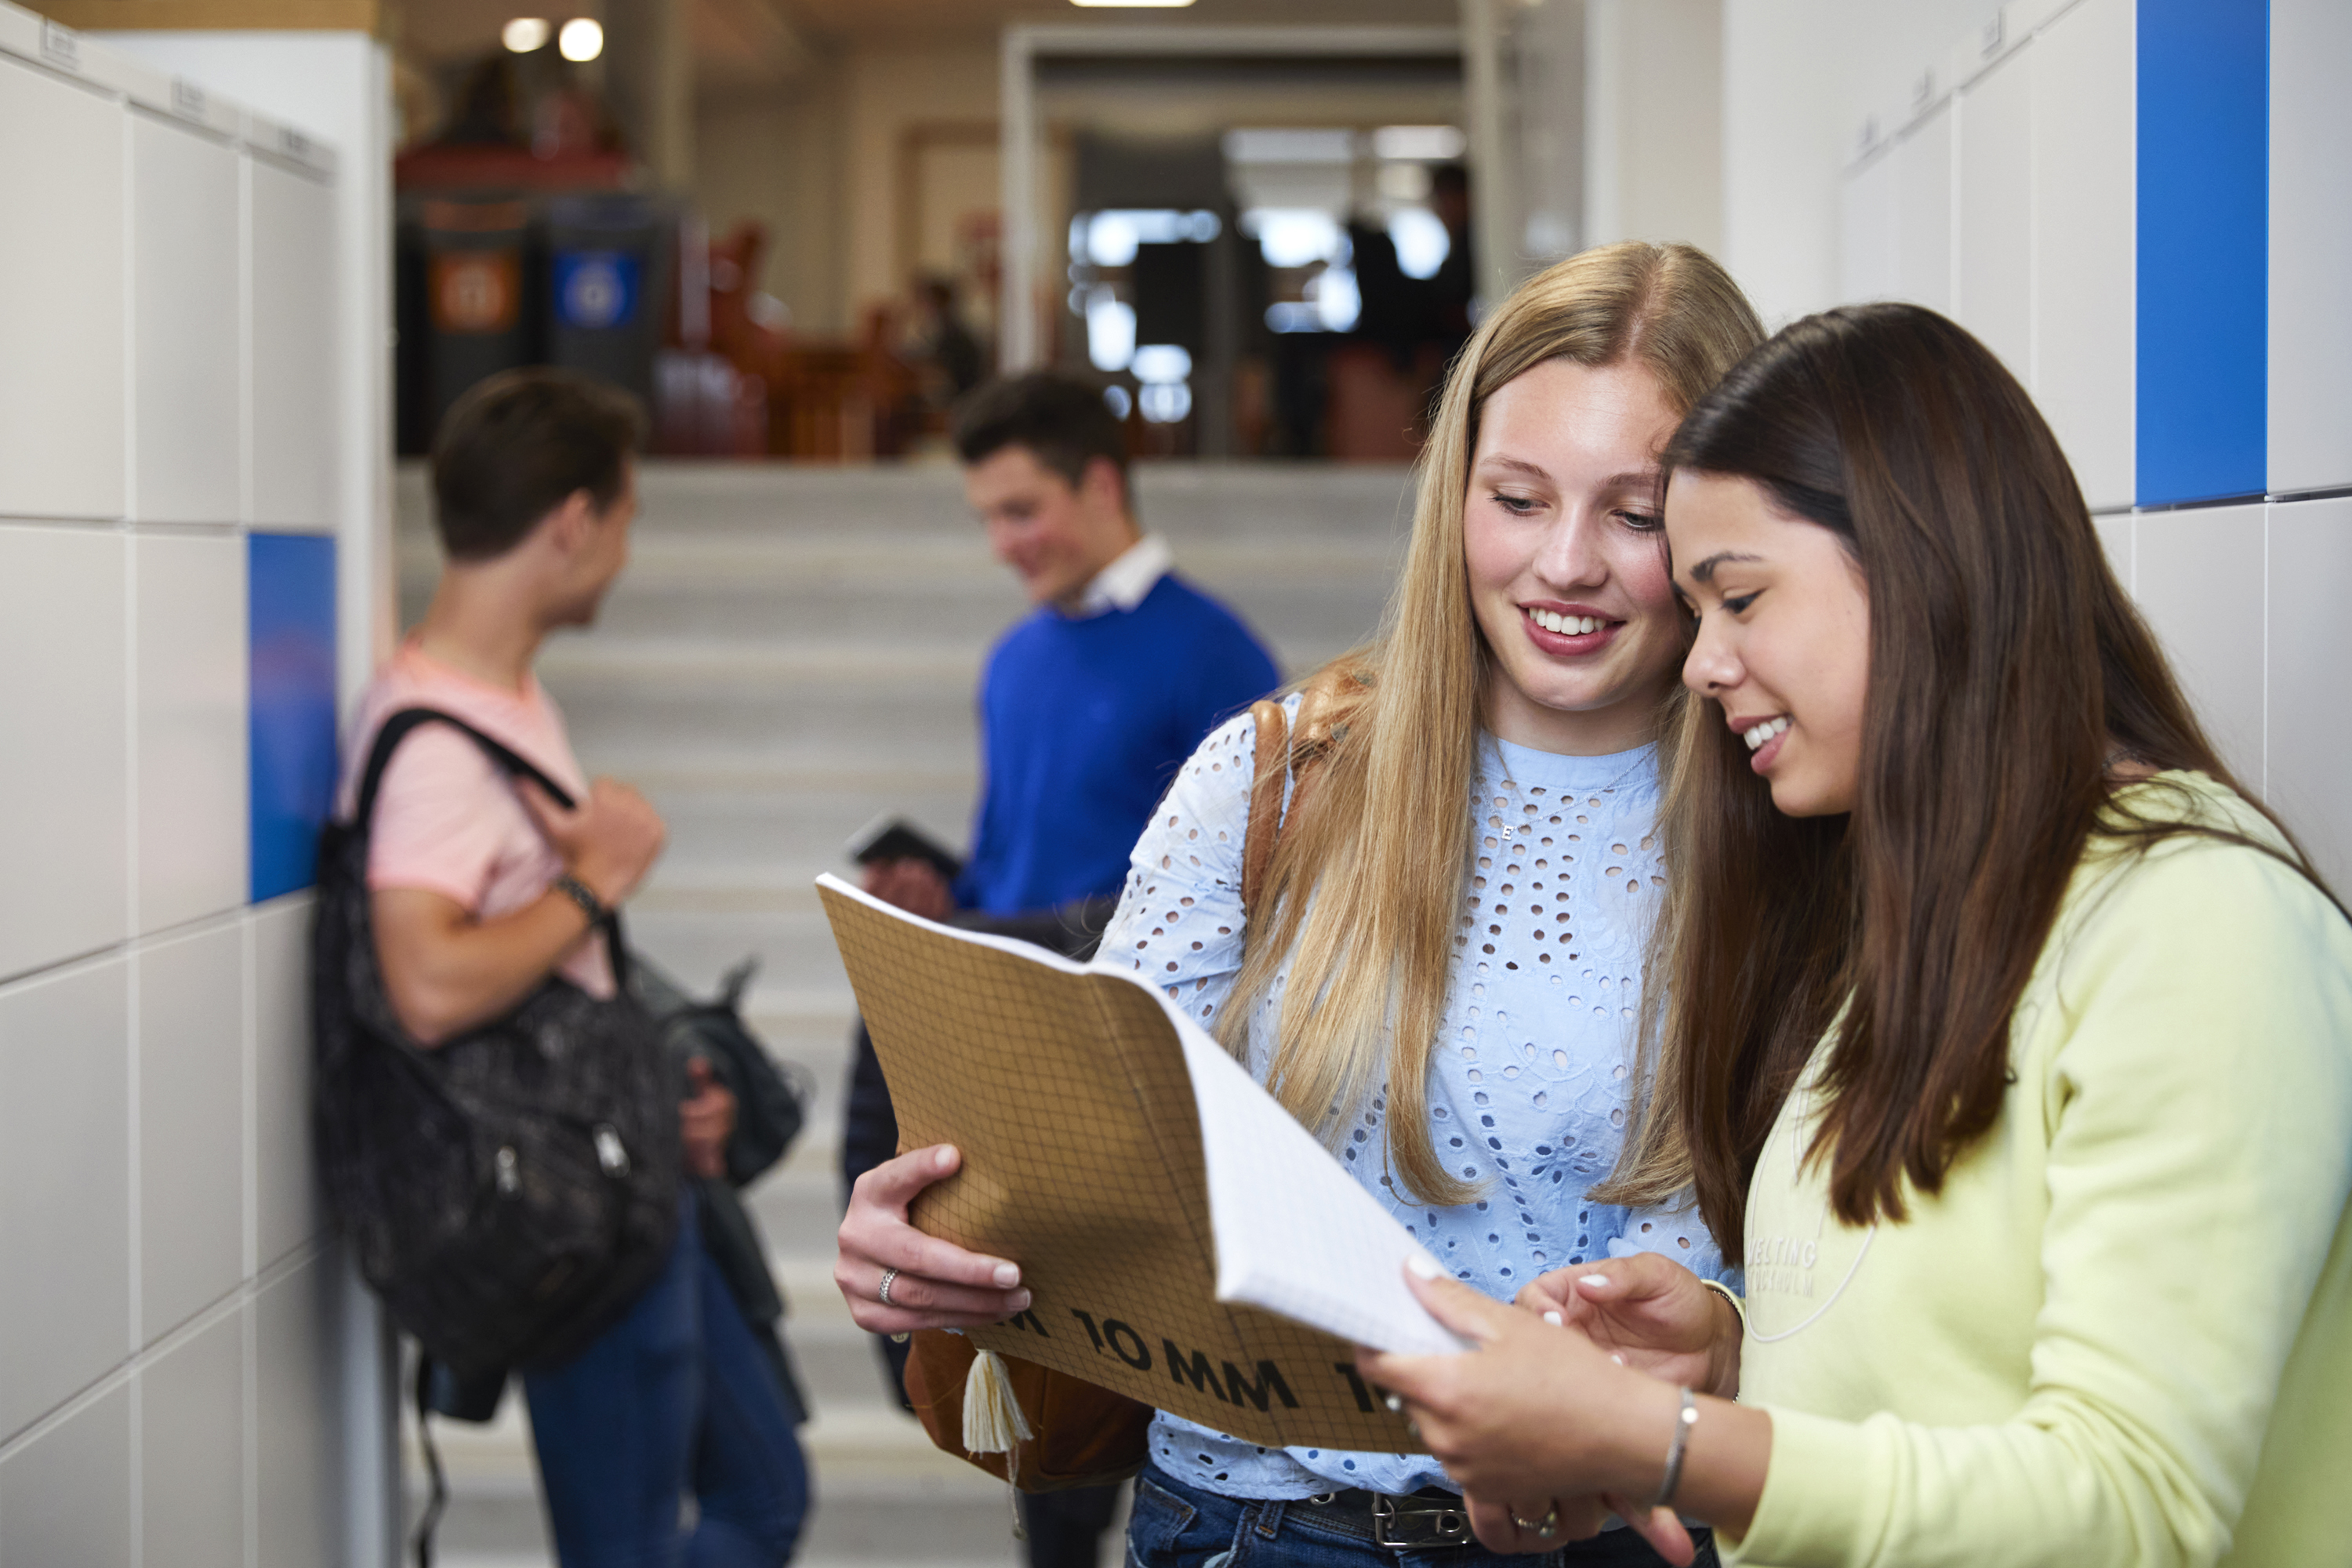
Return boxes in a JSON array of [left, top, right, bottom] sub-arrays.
[[962, 1347, 1034, 1454], [962, 1348, 1033, 1541]]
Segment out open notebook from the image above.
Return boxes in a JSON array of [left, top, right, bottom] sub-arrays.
[[818, 874, 1464, 1451]]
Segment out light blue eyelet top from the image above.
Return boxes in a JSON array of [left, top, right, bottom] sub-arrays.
[[1097, 695, 1730, 1501]]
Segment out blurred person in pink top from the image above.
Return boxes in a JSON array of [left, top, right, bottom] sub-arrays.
[[341, 368, 807, 1566]]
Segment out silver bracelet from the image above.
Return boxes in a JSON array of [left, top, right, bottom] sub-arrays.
[[1650, 1386, 1699, 1509]]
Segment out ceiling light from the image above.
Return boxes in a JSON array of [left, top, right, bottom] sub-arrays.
[[1372, 125, 1468, 162], [558, 17, 604, 60], [501, 16, 551, 51], [1223, 127, 1355, 165]]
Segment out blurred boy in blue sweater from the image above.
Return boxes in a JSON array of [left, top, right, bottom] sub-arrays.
[[844, 374, 1277, 1568], [862, 374, 1279, 919]]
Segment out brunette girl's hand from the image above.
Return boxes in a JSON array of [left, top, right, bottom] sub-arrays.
[[1362, 1265, 1697, 1565], [1459, 1492, 1610, 1557], [1515, 1252, 1742, 1398], [835, 1144, 1032, 1333]]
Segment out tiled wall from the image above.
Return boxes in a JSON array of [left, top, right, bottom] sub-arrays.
[[0, 11, 360, 1564], [1838, 0, 2352, 890]]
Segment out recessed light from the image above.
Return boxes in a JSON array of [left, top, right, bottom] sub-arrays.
[[501, 16, 550, 51], [558, 17, 604, 60], [1372, 125, 1468, 162]]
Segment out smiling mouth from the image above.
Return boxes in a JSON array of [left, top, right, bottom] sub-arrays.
[[1524, 607, 1618, 637], [1741, 716, 1790, 751]]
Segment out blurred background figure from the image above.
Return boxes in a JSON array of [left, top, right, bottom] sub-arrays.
[[841, 373, 1279, 1568], [913, 274, 989, 409]]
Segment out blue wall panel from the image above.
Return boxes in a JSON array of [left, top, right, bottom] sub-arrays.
[[248, 532, 338, 902], [2137, 0, 2269, 505]]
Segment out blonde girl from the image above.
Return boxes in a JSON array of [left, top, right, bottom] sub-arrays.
[[840, 242, 1766, 1567]]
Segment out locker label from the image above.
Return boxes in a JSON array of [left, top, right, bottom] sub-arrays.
[[39, 19, 78, 71]]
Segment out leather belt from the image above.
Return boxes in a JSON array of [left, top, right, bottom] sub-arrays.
[[1292, 1486, 1475, 1551]]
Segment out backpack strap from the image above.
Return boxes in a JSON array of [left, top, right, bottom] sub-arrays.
[[352, 706, 578, 829], [1236, 658, 1377, 929], [1240, 699, 1291, 918], [347, 707, 629, 987]]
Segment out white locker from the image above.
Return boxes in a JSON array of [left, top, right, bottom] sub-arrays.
[[2267, 497, 2352, 890], [252, 896, 323, 1268], [2092, 512, 2133, 590], [249, 156, 339, 531], [134, 533, 249, 935], [136, 924, 248, 1345], [0, 1381, 132, 1565], [1895, 103, 1954, 314], [1840, 146, 1901, 303], [2030, 0, 2136, 512], [130, 114, 241, 525], [2135, 504, 2267, 789], [0, 56, 125, 521], [0, 960, 132, 1443], [0, 527, 129, 978], [256, 1255, 342, 1568], [1955, 45, 2032, 383], [137, 1308, 249, 1568], [2269, 0, 2352, 495]]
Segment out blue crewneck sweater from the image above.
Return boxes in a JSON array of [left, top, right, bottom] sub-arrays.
[[956, 573, 1279, 916]]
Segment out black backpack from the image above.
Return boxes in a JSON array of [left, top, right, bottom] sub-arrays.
[[312, 707, 682, 1380]]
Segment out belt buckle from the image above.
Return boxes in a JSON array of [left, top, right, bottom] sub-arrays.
[[1370, 1494, 1471, 1551]]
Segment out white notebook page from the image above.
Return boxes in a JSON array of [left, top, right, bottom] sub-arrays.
[[1163, 1006, 1468, 1357]]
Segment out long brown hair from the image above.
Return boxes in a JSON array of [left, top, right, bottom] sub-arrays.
[[1221, 241, 1763, 1205], [1602, 303, 2336, 1255]]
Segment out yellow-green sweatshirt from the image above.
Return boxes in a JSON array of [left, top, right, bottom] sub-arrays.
[[1728, 774, 2352, 1568]]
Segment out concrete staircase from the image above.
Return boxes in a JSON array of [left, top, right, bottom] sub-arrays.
[[391, 456, 1413, 1567]]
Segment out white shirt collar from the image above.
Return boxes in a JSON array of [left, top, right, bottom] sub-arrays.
[[1072, 532, 1173, 616]]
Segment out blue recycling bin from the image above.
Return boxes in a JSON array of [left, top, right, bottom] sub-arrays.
[[546, 195, 664, 412]]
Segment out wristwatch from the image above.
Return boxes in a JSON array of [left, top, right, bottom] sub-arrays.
[[551, 873, 609, 926]]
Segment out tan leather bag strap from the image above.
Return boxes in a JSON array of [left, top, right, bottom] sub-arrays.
[[1241, 698, 1292, 918], [1237, 659, 1374, 929]]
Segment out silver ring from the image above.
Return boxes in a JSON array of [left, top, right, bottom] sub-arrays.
[[1511, 1503, 1559, 1540], [1382, 1392, 1404, 1414], [877, 1267, 901, 1308]]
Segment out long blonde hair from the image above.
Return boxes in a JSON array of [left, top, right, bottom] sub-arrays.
[[1219, 241, 1764, 1206]]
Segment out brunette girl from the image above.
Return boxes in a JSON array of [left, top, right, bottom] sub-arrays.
[[1360, 303, 2352, 1567], [837, 242, 1768, 1566]]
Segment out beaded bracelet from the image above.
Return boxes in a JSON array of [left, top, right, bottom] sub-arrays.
[[1698, 1276, 1747, 1332]]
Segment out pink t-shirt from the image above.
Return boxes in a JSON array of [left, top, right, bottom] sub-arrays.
[[337, 641, 615, 997]]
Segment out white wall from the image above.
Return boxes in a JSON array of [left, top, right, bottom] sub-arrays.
[[1584, 0, 1722, 256], [0, 9, 390, 1566]]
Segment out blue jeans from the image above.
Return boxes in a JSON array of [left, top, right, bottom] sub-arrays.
[[1126, 1463, 1716, 1568], [524, 1200, 811, 1568]]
